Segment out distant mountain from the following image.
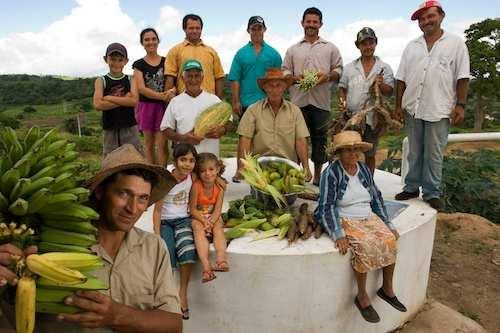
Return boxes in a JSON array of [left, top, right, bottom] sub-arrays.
[[0, 74, 94, 105]]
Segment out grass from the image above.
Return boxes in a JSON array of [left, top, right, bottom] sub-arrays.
[[459, 308, 481, 323]]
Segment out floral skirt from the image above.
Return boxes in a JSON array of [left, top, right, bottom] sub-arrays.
[[340, 215, 397, 273]]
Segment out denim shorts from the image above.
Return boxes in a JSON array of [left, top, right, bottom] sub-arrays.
[[160, 217, 196, 268]]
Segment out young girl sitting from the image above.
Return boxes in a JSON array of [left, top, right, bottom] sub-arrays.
[[190, 152, 229, 283], [153, 143, 197, 320]]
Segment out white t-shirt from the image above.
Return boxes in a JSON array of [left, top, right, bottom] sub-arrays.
[[160, 174, 192, 220], [160, 91, 221, 156], [396, 31, 470, 122], [337, 167, 372, 220]]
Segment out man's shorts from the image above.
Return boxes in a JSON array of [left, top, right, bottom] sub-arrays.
[[136, 101, 166, 132], [160, 217, 197, 268], [103, 126, 143, 156], [363, 125, 379, 158]]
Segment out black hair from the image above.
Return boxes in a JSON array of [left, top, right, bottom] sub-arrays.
[[140, 28, 160, 44], [182, 14, 203, 29], [302, 7, 323, 22], [194, 152, 225, 177], [173, 143, 198, 161], [99, 168, 158, 192]]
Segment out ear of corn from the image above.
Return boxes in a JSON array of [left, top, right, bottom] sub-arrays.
[[194, 101, 232, 137]]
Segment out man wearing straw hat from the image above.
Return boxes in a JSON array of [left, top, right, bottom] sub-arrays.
[[235, 68, 312, 182], [46, 144, 182, 332]]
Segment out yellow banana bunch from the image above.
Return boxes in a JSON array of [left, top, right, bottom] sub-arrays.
[[16, 276, 36, 333], [26, 254, 87, 285], [40, 252, 104, 271]]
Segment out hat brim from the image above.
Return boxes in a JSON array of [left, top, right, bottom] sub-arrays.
[[257, 76, 295, 90], [332, 142, 373, 154], [411, 6, 442, 20], [86, 163, 177, 207]]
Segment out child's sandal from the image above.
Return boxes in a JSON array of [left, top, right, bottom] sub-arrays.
[[212, 260, 230, 272], [201, 270, 216, 283], [181, 307, 190, 320]]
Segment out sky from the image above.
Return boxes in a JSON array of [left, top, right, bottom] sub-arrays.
[[0, 0, 496, 77]]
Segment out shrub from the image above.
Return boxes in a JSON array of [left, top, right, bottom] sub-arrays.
[[378, 136, 404, 175], [442, 149, 500, 223], [0, 114, 20, 129], [70, 135, 101, 155], [23, 106, 37, 113]]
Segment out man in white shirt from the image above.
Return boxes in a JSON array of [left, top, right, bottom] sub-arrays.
[[394, 1, 470, 210], [160, 59, 231, 157]]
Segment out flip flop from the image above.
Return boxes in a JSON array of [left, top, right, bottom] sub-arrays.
[[181, 308, 190, 320], [201, 270, 216, 283], [212, 260, 230, 272], [377, 288, 407, 312], [232, 176, 241, 183]]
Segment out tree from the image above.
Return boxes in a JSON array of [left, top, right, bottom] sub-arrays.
[[464, 18, 500, 132]]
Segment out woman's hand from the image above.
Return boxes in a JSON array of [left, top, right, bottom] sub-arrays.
[[335, 238, 349, 255], [391, 229, 400, 240]]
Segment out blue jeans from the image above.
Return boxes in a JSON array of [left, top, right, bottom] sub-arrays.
[[404, 113, 449, 200]]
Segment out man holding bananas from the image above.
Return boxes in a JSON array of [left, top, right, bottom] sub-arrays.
[[5, 144, 182, 333]]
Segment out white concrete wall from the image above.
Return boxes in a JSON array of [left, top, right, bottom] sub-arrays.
[[136, 158, 437, 333]]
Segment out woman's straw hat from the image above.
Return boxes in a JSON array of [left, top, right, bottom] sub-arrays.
[[257, 68, 295, 89], [86, 144, 177, 206], [328, 130, 373, 154]]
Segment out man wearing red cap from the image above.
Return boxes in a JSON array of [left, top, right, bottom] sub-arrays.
[[394, 1, 470, 210]]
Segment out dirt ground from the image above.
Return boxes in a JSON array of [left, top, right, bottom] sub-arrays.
[[427, 213, 500, 332]]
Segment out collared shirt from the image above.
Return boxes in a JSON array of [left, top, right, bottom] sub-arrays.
[[237, 98, 310, 162], [396, 31, 470, 122], [25, 227, 180, 333], [228, 41, 282, 107], [165, 39, 225, 94], [282, 37, 343, 111], [160, 90, 222, 156], [339, 56, 394, 127], [314, 160, 394, 241]]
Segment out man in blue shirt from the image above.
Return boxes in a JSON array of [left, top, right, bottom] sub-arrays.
[[228, 16, 282, 116], [228, 15, 282, 182]]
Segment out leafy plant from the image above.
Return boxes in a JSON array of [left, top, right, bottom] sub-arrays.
[[0, 114, 20, 129], [442, 149, 500, 223], [23, 106, 37, 113], [379, 136, 404, 175]]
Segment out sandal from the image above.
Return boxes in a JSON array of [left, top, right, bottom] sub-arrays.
[[212, 260, 230, 272], [232, 175, 241, 183], [181, 307, 190, 320], [201, 270, 216, 283]]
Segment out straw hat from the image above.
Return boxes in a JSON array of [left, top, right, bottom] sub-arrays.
[[86, 144, 177, 206], [257, 68, 295, 89], [329, 130, 373, 154]]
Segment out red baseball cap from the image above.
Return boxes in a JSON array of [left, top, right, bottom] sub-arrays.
[[411, 0, 444, 20]]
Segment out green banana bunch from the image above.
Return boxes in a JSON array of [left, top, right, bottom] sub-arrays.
[[36, 302, 80, 314], [39, 252, 104, 271], [40, 227, 97, 247], [42, 219, 97, 234], [38, 242, 93, 254], [8, 198, 29, 216]]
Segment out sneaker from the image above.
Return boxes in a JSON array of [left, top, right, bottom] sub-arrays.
[[425, 197, 442, 210], [395, 190, 419, 201]]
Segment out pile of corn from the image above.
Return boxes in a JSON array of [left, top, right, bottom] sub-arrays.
[[239, 153, 286, 207], [193, 101, 232, 137]]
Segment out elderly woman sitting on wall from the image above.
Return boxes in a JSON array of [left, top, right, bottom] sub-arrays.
[[314, 131, 406, 323]]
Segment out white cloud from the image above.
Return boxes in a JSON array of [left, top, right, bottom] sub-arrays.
[[0, 1, 473, 77]]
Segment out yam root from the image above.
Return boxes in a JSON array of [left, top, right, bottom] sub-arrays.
[[313, 223, 323, 239], [301, 224, 314, 240]]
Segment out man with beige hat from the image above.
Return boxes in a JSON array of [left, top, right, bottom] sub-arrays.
[[36, 144, 183, 332], [235, 68, 312, 182]]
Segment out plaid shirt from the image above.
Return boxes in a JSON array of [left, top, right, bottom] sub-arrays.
[[314, 160, 395, 240]]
